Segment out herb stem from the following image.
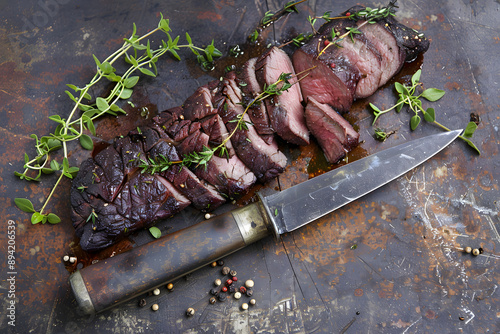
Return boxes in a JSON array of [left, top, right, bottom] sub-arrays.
[[39, 172, 65, 215]]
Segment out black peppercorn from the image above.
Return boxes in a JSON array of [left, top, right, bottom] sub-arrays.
[[217, 260, 224, 266], [210, 288, 218, 296], [209, 297, 216, 304], [218, 293, 226, 302], [245, 289, 253, 297], [138, 298, 147, 307], [229, 285, 236, 293]]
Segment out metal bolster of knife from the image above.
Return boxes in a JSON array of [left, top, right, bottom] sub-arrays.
[[257, 192, 281, 239]]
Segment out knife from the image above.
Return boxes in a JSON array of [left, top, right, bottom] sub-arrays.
[[69, 129, 461, 314]]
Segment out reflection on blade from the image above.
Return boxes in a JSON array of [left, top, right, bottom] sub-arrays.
[[260, 130, 461, 236]]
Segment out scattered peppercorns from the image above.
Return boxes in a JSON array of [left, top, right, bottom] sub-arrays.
[[209, 297, 216, 304], [226, 279, 233, 286], [221, 267, 231, 275], [217, 260, 224, 266], [239, 286, 247, 294], [234, 292, 242, 300], [218, 293, 226, 302], [210, 261, 217, 267], [229, 270, 237, 277], [63, 255, 70, 262], [472, 248, 480, 256], [151, 304, 159, 311], [138, 298, 147, 307], [229, 285, 236, 293], [210, 288, 218, 296], [186, 307, 195, 317], [166, 283, 174, 290], [464, 247, 472, 254], [153, 288, 160, 296], [221, 286, 228, 292], [214, 278, 222, 286], [245, 280, 254, 288], [241, 303, 249, 310], [249, 299, 256, 306], [245, 289, 253, 297], [232, 276, 238, 282]]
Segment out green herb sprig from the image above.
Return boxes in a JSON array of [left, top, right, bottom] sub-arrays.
[[14, 14, 222, 225], [249, 0, 307, 42], [370, 70, 480, 154]]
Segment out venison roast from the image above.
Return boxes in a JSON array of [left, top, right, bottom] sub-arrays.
[[71, 5, 429, 252]]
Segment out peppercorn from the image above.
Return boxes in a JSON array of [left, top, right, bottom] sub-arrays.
[[217, 260, 224, 266], [226, 279, 233, 286], [229, 285, 236, 293], [472, 248, 480, 256], [221, 266, 231, 275], [210, 288, 218, 296], [138, 298, 147, 307], [464, 247, 472, 253], [153, 288, 160, 296], [241, 303, 249, 310], [209, 297, 216, 304], [166, 283, 174, 291], [63, 255, 69, 262], [245, 289, 253, 297], [214, 278, 222, 286], [323, 39, 329, 46], [210, 261, 217, 267], [249, 299, 256, 306], [239, 286, 247, 294], [234, 292, 242, 300], [151, 304, 159, 311], [232, 276, 238, 282], [245, 280, 254, 288], [229, 270, 237, 277], [218, 293, 226, 302], [186, 307, 195, 317], [330, 63, 336, 68], [221, 286, 228, 292]]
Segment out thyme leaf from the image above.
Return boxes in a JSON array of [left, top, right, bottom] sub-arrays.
[[370, 69, 480, 154]]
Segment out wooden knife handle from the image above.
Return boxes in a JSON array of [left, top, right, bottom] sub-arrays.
[[69, 201, 271, 314]]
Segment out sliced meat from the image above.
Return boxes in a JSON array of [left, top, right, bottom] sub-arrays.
[[218, 76, 287, 183], [194, 154, 256, 199], [114, 135, 144, 175], [236, 58, 274, 136], [149, 140, 226, 211], [198, 114, 236, 157], [182, 85, 217, 121], [78, 172, 191, 252], [356, 20, 405, 86], [256, 47, 309, 145], [177, 130, 256, 199], [305, 97, 359, 163]]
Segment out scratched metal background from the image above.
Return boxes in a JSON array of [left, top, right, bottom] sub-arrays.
[[0, 0, 499, 333]]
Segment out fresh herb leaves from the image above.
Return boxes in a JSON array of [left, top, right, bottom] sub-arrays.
[[14, 14, 222, 224], [370, 69, 480, 154]]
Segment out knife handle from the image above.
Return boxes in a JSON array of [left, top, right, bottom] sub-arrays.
[[69, 201, 270, 314]]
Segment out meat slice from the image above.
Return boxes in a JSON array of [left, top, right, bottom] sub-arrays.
[[77, 172, 191, 252], [218, 76, 287, 183], [305, 97, 359, 163], [198, 114, 236, 157], [183, 86, 217, 121], [176, 130, 256, 199], [356, 20, 405, 86], [236, 58, 274, 137], [149, 140, 226, 211], [114, 135, 145, 175], [256, 47, 309, 145]]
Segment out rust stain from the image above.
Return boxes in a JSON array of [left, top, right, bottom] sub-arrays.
[[197, 11, 223, 22], [354, 288, 363, 297]]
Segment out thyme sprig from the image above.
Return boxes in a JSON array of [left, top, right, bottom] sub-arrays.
[[370, 70, 481, 154], [14, 14, 222, 225], [139, 70, 312, 173], [249, 0, 307, 42]]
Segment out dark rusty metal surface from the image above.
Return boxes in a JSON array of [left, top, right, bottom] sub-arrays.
[[0, 0, 499, 333]]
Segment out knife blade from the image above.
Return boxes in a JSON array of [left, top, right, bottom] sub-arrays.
[[70, 130, 461, 314]]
